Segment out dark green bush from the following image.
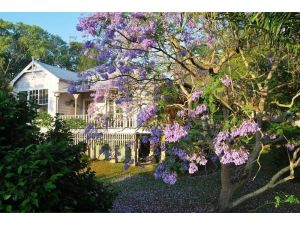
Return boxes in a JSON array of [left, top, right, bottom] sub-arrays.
[[0, 91, 117, 212], [0, 91, 39, 155]]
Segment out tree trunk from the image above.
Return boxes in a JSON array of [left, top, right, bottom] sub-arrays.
[[218, 164, 233, 212]]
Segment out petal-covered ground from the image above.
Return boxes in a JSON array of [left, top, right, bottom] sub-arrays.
[[91, 161, 300, 213]]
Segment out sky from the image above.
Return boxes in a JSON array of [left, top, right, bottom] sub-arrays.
[[0, 12, 85, 43]]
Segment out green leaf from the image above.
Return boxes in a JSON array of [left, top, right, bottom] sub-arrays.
[[17, 166, 23, 175], [5, 173, 14, 178], [44, 182, 56, 191], [6, 205, 12, 212], [3, 194, 11, 200], [50, 173, 64, 182], [274, 195, 281, 208]]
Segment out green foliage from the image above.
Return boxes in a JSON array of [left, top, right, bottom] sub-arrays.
[[64, 117, 87, 129], [0, 19, 89, 88], [274, 192, 300, 208], [0, 91, 117, 212], [0, 91, 39, 156], [33, 112, 54, 128]]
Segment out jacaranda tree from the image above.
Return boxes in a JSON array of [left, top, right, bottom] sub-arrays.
[[74, 12, 300, 211]]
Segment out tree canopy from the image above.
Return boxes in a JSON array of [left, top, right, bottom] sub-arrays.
[[74, 12, 300, 212], [0, 19, 94, 91]]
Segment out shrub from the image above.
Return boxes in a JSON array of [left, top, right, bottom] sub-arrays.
[[0, 91, 39, 155], [0, 91, 117, 212], [64, 117, 87, 129], [33, 111, 54, 128]]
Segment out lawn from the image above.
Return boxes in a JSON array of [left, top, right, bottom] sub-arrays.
[[90, 161, 300, 213]]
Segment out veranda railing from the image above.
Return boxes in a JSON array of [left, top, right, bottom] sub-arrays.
[[59, 114, 137, 129]]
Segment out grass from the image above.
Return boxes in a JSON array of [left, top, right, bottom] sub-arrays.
[[90, 160, 155, 182], [90, 160, 300, 213]]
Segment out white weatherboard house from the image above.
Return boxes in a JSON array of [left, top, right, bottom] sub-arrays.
[[11, 60, 101, 116], [10, 59, 153, 163]]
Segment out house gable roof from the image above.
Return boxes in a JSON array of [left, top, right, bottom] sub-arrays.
[[10, 60, 79, 87]]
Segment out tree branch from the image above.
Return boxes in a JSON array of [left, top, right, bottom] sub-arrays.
[[271, 91, 300, 108], [231, 148, 300, 209]]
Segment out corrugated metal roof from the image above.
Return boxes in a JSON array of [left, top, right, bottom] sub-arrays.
[[35, 61, 80, 81]]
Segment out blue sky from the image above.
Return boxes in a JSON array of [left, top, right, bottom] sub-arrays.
[[0, 12, 86, 43]]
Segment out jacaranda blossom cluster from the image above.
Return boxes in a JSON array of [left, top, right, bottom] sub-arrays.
[[154, 163, 178, 185], [286, 143, 298, 152], [84, 124, 102, 139], [220, 75, 232, 87], [137, 104, 158, 126], [155, 147, 208, 184], [165, 122, 189, 143], [214, 120, 260, 165], [191, 88, 203, 101], [189, 104, 207, 119]]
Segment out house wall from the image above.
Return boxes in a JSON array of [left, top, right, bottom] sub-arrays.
[[57, 92, 94, 115], [13, 70, 59, 116], [57, 93, 76, 115]]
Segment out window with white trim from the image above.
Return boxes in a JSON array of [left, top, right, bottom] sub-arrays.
[[22, 89, 48, 112]]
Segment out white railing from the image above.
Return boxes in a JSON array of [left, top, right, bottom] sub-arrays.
[[73, 132, 139, 160], [59, 114, 137, 129]]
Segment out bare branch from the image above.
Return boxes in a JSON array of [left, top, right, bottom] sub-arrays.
[[271, 91, 300, 108]]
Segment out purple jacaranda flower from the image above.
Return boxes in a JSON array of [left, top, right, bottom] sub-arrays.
[[131, 12, 147, 19], [177, 110, 186, 118], [210, 154, 219, 162], [187, 19, 196, 29], [160, 143, 166, 152], [123, 163, 130, 170], [161, 171, 177, 185], [189, 104, 207, 118], [140, 38, 154, 49], [220, 148, 249, 165], [191, 88, 203, 101], [170, 147, 188, 161], [137, 104, 158, 126], [196, 156, 208, 165], [178, 49, 187, 57], [84, 40, 94, 49], [76, 24, 83, 31], [141, 135, 149, 143], [188, 163, 198, 174], [84, 124, 94, 134], [149, 128, 163, 145], [231, 120, 260, 138], [213, 121, 259, 166], [107, 65, 116, 74], [67, 82, 78, 94], [165, 122, 188, 143], [220, 75, 232, 87], [153, 146, 161, 157], [286, 143, 298, 152], [154, 163, 166, 180]]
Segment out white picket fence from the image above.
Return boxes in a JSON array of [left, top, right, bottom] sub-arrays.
[[72, 131, 140, 163]]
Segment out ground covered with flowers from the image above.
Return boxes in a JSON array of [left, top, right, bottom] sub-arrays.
[[91, 161, 300, 213]]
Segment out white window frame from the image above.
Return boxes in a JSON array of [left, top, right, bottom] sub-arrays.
[[20, 89, 48, 106]]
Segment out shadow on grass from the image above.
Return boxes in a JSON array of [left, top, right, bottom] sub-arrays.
[[91, 160, 300, 213]]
